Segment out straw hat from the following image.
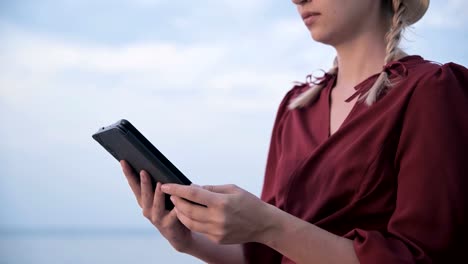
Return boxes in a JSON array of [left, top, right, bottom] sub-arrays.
[[403, 0, 430, 25]]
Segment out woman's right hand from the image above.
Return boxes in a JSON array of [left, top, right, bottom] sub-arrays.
[[120, 160, 194, 252]]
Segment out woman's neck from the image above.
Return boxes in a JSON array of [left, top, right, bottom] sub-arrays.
[[334, 31, 389, 91]]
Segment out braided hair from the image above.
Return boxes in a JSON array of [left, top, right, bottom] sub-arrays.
[[364, 0, 408, 105], [288, 57, 338, 109], [288, 0, 408, 109]]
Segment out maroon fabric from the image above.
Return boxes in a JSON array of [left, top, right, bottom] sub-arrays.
[[243, 56, 468, 263]]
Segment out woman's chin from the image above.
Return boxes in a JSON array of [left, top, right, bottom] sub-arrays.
[[308, 31, 336, 46], [309, 32, 327, 44]]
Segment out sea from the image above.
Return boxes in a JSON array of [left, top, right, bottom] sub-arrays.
[[0, 229, 204, 264]]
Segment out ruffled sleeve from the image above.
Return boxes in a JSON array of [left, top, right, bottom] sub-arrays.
[[344, 63, 468, 263]]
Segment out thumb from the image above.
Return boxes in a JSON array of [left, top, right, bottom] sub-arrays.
[[202, 184, 237, 194]]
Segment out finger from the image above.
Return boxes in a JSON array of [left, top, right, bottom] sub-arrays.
[[161, 184, 218, 206], [174, 207, 212, 234], [171, 195, 210, 222], [166, 207, 179, 222], [120, 160, 141, 205], [140, 171, 154, 216], [160, 208, 179, 228], [202, 184, 237, 194], [151, 182, 165, 223]]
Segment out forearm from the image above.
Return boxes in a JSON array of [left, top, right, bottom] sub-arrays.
[[183, 232, 245, 264], [258, 204, 359, 264]]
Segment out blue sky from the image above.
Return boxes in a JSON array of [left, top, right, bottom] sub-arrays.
[[1, 0, 467, 230]]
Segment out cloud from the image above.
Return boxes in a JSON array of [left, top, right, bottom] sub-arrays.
[[0, 22, 325, 229], [417, 0, 468, 29], [1, 28, 225, 86], [128, 0, 270, 11], [0, 18, 326, 113], [217, 0, 270, 12]]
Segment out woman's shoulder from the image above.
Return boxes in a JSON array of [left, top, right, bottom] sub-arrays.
[[279, 72, 335, 110], [277, 82, 310, 110], [401, 56, 468, 114], [404, 56, 468, 90], [270, 81, 314, 127]]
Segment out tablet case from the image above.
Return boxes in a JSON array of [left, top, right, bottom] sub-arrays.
[[92, 119, 191, 210]]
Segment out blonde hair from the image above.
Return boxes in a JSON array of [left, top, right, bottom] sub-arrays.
[[288, 0, 409, 110]]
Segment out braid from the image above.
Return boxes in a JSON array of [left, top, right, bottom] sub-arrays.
[[289, 0, 409, 109], [364, 0, 407, 105], [288, 57, 338, 110], [385, 0, 407, 62]]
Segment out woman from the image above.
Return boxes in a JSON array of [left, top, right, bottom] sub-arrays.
[[121, 0, 468, 263]]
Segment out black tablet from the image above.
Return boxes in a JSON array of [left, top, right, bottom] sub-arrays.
[[92, 119, 191, 209]]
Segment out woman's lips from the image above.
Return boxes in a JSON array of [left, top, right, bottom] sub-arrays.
[[302, 12, 320, 26]]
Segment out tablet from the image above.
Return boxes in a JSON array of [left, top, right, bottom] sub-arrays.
[[92, 119, 191, 209]]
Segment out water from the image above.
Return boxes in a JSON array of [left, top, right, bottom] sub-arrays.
[[0, 230, 204, 264]]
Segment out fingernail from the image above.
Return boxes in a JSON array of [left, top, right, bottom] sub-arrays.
[[170, 196, 175, 202], [161, 184, 168, 191]]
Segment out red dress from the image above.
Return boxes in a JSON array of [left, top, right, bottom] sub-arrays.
[[243, 55, 468, 263]]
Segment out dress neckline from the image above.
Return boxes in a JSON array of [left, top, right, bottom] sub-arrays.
[[326, 55, 423, 91], [323, 54, 424, 139]]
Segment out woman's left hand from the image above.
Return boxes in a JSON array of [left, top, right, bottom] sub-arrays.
[[160, 183, 274, 245]]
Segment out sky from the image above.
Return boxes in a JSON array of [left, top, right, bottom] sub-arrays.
[[0, 0, 467, 231]]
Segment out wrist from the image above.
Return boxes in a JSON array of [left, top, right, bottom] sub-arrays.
[[253, 202, 284, 246], [177, 232, 198, 254]]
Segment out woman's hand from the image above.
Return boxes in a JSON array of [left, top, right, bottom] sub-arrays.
[[161, 183, 274, 245], [120, 160, 194, 252]]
